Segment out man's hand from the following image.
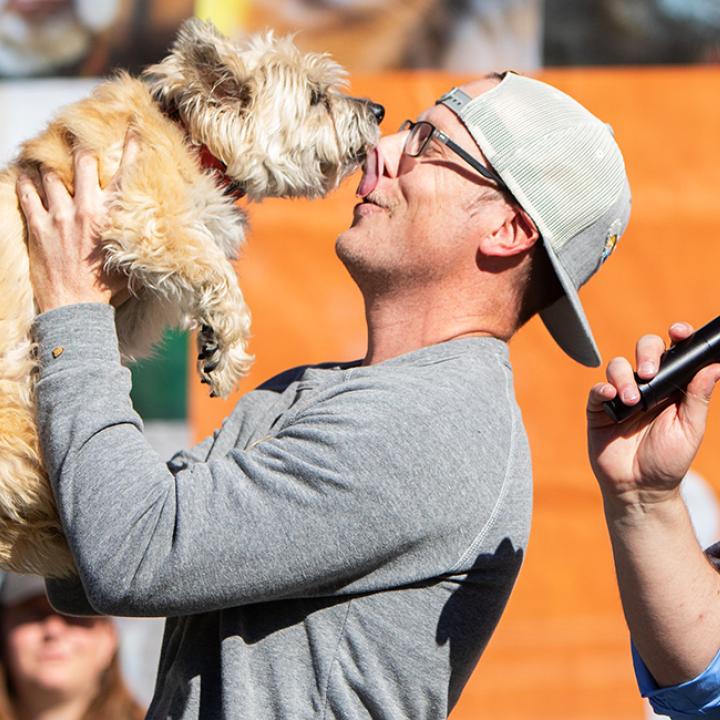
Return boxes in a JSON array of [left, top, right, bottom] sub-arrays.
[[17, 133, 139, 313], [587, 322, 720, 510], [588, 324, 720, 689]]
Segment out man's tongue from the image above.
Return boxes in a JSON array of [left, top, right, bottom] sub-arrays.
[[356, 147, 384, 198]]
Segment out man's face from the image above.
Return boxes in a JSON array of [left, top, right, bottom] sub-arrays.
[[336, 77, 508, 293]]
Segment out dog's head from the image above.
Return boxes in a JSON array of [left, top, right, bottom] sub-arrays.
[[143, 19, 383, 200]]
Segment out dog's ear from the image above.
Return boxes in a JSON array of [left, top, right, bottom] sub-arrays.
[[183, 19, 254, 103], [187, 36, 249, 102], [144, 18, 252, 106]]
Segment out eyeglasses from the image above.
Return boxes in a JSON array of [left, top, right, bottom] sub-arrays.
[[399, 119, 508, 193]]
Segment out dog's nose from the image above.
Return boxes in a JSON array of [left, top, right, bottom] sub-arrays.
[[368, 101, 385, 124]]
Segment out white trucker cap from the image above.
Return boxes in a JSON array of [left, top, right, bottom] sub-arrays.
[[437, 73, 631, 367]]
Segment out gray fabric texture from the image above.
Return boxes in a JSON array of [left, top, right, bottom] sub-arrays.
[[35, 303, 533, 720]]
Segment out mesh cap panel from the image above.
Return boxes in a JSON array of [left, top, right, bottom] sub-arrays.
[[459, 74, 626, 254], [438, 73, 631, 366]]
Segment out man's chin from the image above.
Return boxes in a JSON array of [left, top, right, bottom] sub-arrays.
[[337, 204, 388, 256], [338, 217, 364, 241], [335, 228, 365, 267]]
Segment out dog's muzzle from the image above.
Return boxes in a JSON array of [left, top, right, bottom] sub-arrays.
[[347, 95, 385, 125], [367, 101, 385, 124]]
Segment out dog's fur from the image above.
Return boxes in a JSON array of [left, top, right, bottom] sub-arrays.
[[0, 18, 381, 577]]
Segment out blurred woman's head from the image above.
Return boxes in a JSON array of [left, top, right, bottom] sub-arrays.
[[0, 574, 143, 720]]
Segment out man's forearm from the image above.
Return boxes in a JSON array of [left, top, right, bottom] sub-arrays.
[[604, 491, 720, 686]]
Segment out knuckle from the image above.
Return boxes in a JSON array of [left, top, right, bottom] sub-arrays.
[[42, 169, 58, 185], [75, 203, 93, 221], [28, 218, 46, 238], [80, 205, 104, 230], [50, 208, 72, 228]]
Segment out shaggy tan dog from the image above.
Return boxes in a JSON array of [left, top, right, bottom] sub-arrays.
[[0, 18, 383, 578]]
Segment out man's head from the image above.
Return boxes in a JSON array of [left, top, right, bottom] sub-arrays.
[[337, 72, 631, 366]]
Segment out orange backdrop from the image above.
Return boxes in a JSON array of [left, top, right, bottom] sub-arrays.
[[190, 67, 720, 719]]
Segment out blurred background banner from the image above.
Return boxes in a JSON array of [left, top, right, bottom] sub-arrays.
[[0, 0, 195, 78], [0, 0, 719, 717], [241, 0, 542, 73]]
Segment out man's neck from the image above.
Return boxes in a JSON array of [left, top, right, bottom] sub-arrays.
[[361, 283, 517, 365]]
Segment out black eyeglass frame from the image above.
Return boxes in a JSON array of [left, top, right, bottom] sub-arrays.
[[399, 119, 509, 193]]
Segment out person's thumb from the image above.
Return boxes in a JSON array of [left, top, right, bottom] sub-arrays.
[[679, 363, 720, 436]]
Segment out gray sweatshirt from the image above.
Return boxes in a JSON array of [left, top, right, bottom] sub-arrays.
[[35, 304, 532, 720]]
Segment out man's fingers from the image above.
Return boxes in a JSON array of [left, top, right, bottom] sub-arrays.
[[587, 382, 617, 414], [73, 150, 101, 203], [16, 174, 47, 225], [668, 321, 694, 345], [108, 129, 140, 191], [635, 334, 666, 380], [606, 356, 641, 405], [40, 168, 72, 217]]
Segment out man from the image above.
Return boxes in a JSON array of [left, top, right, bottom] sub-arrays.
[[18, 72, 630, 719], [588, 325, 720, 719]]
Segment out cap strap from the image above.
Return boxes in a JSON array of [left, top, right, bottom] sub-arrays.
[[436, 87, 472, 114]]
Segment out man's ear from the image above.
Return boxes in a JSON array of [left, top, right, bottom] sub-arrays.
[[478, 206, 540, 258]]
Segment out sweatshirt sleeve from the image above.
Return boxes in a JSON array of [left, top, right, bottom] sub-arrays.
[[34, 304, 514, 618]]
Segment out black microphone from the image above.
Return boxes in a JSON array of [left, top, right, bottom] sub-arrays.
[[603, 315, 720, 423]]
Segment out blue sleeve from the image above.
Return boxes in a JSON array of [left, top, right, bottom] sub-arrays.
[[633, 643, 720, 718]]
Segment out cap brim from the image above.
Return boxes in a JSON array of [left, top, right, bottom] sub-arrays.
[[539, 236, 601, 368]]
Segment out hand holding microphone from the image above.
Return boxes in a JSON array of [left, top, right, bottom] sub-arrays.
[[587, 321, 720, 510], [603, 316, 720, 423]]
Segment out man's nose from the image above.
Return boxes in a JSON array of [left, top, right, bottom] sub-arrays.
[[357, 127, 408, 197], [375, 130, 408, 178]]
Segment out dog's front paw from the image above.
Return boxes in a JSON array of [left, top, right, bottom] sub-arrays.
[[196, 323, 252, 398], [197, 324, 222, 396], [198, 324, 220, 373]]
